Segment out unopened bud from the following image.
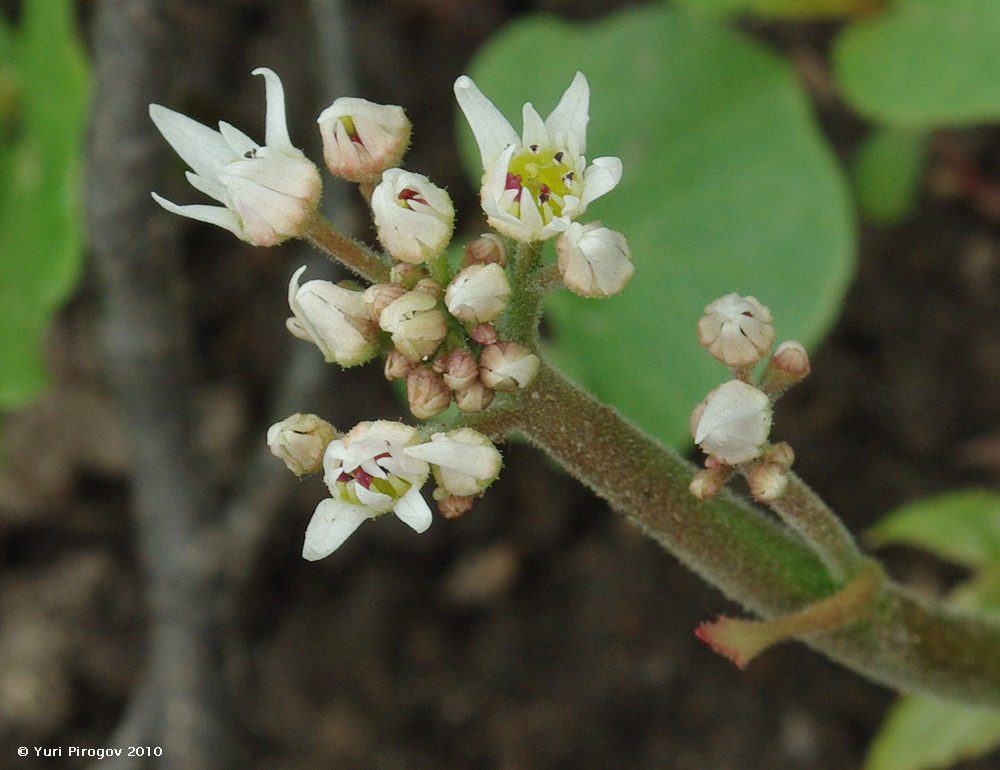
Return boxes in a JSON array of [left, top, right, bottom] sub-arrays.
[[698, 293, 774, 367], [463, 233, 508, 267], [380, 291, 448, 362], [454, 382, 495, 413], [762, 441, 795, 468], [384, 349, 414, 380], [317, 97, 411, 183], [390, 262, 424, 288], [371, 168, 454, 263], [469, 323, 498, 346], [480, 342, 540, 391], [438, 494, 475, 519], [442, 349, 479, 391], [404, 428, 503, 497], [267, 412, 337, 477], [446, 263, 511, 323], [555, 221, 634, 298], [689, 465, 733, 500], [406, 367, 452, 419], [414, 278, 444, 300], [760, 341, 810, 396], [692, 380, 772, 465], [747, 462, 789, 503], [363, 282, 406, 322]]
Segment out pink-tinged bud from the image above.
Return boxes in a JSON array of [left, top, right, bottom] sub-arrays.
[[406, 367, 452, 419], [384, 349, 414, 381], [438, 494, 475, 519], [286, 266, 379, 366], [389, 262, 424, 289], [463, 233, 508, 267], [698, 293, 774, 368], [316, 97, 411, 183], [414, 278, 444, 300], [689, 465, 733, 500], [747, 462, 789, 503], [692, 380, 772, 465], [555, 221, 634, 298], [469, 323, 498, 346], [760, 341, 811, 396], [480, 342, 540, 391], [454, 382, 495, 413], [442, 349, 479, 391], [371, 169, 454, 263], [446, 264, 511, 323], [267, 412, 337, 477], [379, 291, 448, 362], [763, 441, 795, 468], [363, 282, 406, 323]]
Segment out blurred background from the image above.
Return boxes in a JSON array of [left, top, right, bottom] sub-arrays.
[[3, 0, 1000, 768]]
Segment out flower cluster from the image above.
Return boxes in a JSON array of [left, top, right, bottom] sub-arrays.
[[151, 67, 634, 558], [689, 294, 810, 502]]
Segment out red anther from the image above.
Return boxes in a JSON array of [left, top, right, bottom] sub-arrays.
[[337, 472, 351, 483], [505, 172, 522, 191], [398, 188, 427, 205], [373, 452, 391, 461], [353, 467, 373, 489], [538, 183, 551, 203]]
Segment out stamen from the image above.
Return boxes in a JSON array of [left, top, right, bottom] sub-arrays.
[[398, 188, 427, 206], [554, 151, 564, 162], [538, 183, 551, 204]]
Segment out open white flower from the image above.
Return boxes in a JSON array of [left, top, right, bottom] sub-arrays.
[[692, 380, 772, 465], [454, 72, 622, 242], [371, 169, 454, 263], [698, 294, 774, 367], [303, 421, 432, 560], [404, 428, 503, 497], [150, 68, 321, 247], [556, 221, 634, 297], [317, 97, 410, 182], [286, 266, 379, 366]]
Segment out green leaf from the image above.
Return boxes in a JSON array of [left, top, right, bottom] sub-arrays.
[[0, 0, 89, 409], [852, 126, 929, 224], [833, 0, 1000, 126], [459, 5, 854, 446], [865, 695, 1000, 770], [672, 0, 882, 20], [867, 489, 1000, 569]]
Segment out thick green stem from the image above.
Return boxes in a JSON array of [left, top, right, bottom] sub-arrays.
[[305, 213, 391, 284], [509, 362, 1000, 706]]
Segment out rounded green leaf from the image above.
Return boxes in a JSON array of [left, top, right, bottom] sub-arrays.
[[852, 126, 929, 224], [459, 5, 854, 446], [833, 0, 1000, 126]]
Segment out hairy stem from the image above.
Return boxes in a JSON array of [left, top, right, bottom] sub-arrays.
[[306, 213, 391, 283], [509, 362, 1000, 706]]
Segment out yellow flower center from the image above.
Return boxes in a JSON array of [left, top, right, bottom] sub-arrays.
[[506, 145, 578, 219]]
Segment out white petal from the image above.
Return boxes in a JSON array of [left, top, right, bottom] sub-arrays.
[[149, 104, 235, 180], [520, 103, 548, 148], [218, 121, 259, 156], [184, 171, 227, 204], [252, 67, 295, 153], [150, 192, 244, 239], [404, 440, 500, 478], [393, 486, 432, 533], [454, 75, 519, 169], [517, 186, 544, 240], [354, 483, 395, 512], [302, 498, 371, 561], [545, 72, 589, 156], [581, 156, 623, 207]]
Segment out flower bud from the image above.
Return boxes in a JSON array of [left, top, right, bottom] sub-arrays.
[[760, 341, 811, 396], [442, 349, 479, 391], [267, 412, 337, 477], [414, 278, 444, 300], [479, 342, 540, 391], [390, 262, 424, 288], [689, 465, 733, 501], [406, 367, 452, 419], [454, 382, 495, 413], [379, 290, 449, 362], [363, 282, 406, 323], [692, 380, 772, 465], [747, 462, 789, 503], [286, 266, 379, 366], [469, 323, 498, 346], [371, 169, 454, 263], [445, 264, 511, 323], [463, 233, 508, 267], [555, 221, 634, 298], [438, 494, 475, 519], [698, 293, 774, 367], [384, 349, 413, 380], [317, 97, 411, 183], [404, 428, 503, 497]]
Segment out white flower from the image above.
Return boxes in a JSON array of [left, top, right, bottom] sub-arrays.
[[445, 263, 511, 323], [150, 68, 321, 247], [371, 169, 454, 263], [454, 72, 622, 242], [379, 290, 448, 362], [692, 380, 772, 465], [267, 412, 337, 477], [555, 221, 634, 297], [286, 266, 379, 366], [317, 97, 411, 182], [479, 341, 540, 391], [404, 428, 503, 497], [698, 294, 774, 367], [303, 420, 432, 560]]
